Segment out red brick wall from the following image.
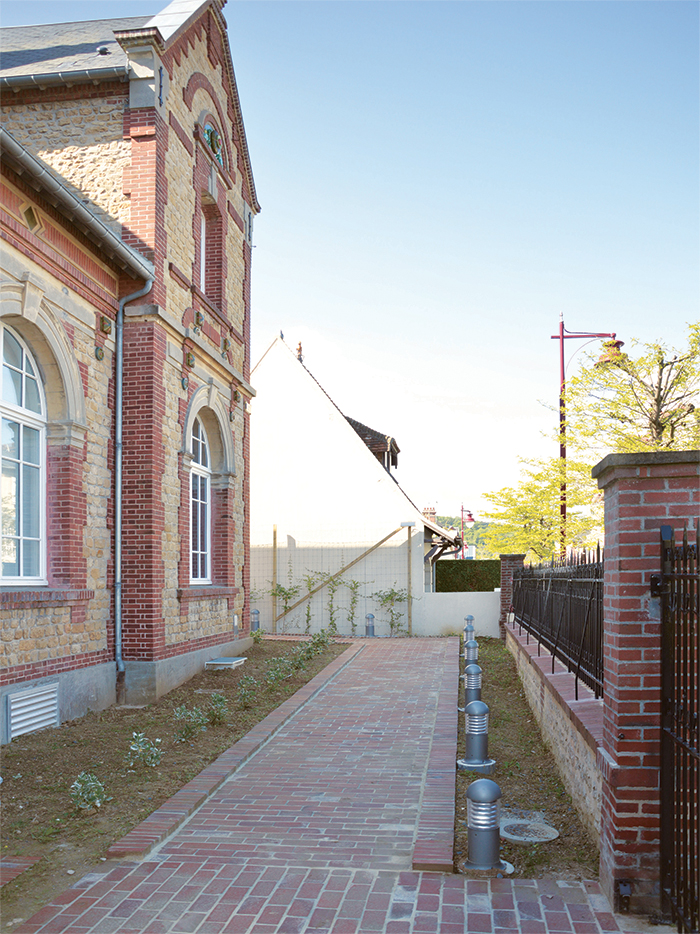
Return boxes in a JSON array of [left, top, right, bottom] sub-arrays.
[[499, 553, 525, 639], [593, 451, 700, 913], [121, 320, 167, 661]]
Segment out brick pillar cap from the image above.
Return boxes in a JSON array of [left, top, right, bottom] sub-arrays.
[[592, 449, 700, 484], [499, 553, 526, 560]]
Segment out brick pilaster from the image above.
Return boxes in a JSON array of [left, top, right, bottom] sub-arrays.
[[499, 553, 525, 639], [592, 450, 700, 914]]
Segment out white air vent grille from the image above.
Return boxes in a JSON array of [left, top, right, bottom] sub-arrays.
[[8, 683, 59, 739]]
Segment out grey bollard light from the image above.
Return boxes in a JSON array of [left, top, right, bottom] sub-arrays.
[[458, 700, 495, 773], [250, 609, 260, 632], [365, 613, 375, 637], [464, 639, 479, 662], [463, 664, 482, 704], [458, 663, 482, 712], [463, 615, 475, 639], [463, 779, 513, 873]]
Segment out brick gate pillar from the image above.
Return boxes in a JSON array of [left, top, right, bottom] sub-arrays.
[[499, 553, 526, 639], [592, 450, 700, 915]]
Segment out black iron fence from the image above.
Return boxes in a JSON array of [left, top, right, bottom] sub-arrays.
[[658, 523, 699, 933], [511, 548, 604, 699]]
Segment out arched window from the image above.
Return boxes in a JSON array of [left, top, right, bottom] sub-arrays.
[[190, 417, 211, 582], [1, 325, 45, 582]]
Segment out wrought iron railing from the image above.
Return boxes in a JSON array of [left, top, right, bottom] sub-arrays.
[[511, 547, 604, 699], [658, 523, 699, 934]]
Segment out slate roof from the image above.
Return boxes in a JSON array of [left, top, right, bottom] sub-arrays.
[[0, 17, 151, 78]]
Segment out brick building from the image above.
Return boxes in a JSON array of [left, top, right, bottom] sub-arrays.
[[0, 0, 259, 741]]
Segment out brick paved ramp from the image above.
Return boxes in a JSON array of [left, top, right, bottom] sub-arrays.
[[15, 639, 675, 934]]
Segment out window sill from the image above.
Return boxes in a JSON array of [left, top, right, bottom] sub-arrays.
[[0, 587, 94, 608], [177, 585, 239, 603]]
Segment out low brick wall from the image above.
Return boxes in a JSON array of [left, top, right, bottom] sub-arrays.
[[505, 622, 604, 846]]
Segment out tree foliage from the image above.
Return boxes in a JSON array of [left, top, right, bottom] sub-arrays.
[[434, 519, 498, 559], [566, 324, 700, 455], [480, 457, 601, 563]]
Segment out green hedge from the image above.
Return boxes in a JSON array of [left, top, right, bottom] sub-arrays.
[[435, 559, 501, 593]]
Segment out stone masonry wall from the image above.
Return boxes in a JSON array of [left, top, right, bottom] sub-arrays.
[[2, 87, 132, 234], [506, 626, 603, 845]]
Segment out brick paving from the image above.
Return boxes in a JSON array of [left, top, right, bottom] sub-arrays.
[[15, 639, 674, 934]]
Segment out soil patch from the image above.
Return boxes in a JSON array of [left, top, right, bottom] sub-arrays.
[[0, 635, 348, 925], [455, 636, 600, 880]]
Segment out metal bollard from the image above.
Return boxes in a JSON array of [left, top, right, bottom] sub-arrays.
[[458, 663, 482, 712], [458, 700, 495, 773], [463, 615, 475, 640], [463, 663, 482, 704], [365, 613, 375, 637], [250, 609, 260, 632], [464, 639, 479, 662], [463, 779, 513, 872]]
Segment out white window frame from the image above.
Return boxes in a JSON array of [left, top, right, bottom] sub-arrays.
[[1, 325, 47, 585], [190, 416, 211, 583]]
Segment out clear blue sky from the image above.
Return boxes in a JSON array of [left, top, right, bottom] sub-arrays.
[[3, 0, 698, 516]]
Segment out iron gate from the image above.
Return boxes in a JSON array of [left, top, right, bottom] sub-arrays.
[[656, 523, 699, 933]]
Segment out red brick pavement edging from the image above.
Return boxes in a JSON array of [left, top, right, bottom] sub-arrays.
[[105, 642, 366, 859], [411, 638, 459, 873], [0, 855, 42, 887]]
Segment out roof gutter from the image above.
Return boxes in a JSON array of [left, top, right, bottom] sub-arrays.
[[0, 66, 128, 91], [0, 127, 154, 281]]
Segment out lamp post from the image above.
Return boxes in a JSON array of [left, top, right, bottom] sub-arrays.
[[460, 505, 475, 560], [551, 314, 622, 554]]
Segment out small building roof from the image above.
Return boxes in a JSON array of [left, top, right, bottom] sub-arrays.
[[345, 417, 400, 458]]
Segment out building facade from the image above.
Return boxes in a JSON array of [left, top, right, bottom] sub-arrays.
[[0, 0, 258, 740]]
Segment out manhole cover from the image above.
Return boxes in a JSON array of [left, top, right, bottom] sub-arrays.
[[500, 820, 559, 844]]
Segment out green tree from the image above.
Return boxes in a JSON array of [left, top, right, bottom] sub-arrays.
[[481, 457, 601, 563], [434, 518, 498, 559], [566, 324, 699, 455]]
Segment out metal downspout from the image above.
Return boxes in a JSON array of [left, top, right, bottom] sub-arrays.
[[115, 279, 153, 694]]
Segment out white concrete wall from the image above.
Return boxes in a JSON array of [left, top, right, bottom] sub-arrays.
[[413, 592, 501, 638]]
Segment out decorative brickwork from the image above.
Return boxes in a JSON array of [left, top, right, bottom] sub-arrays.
[[592, 450, 700, 914]]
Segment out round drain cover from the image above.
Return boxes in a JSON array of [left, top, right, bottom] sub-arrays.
[[500, 820, 559, 844]]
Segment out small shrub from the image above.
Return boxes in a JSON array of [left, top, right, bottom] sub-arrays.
[[288, 646, 308, 671], [126, 731, 163, 768], [251, 628, 265, 645], [309, 629, 330, 653], [173, 705, 208, 742], [207, 693, 229, 725], [70, 772, 107, 811], [265, 656, 294, 689], [238, 675, 259, 708]]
